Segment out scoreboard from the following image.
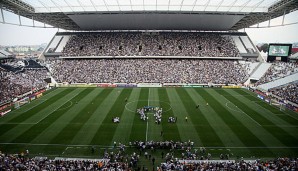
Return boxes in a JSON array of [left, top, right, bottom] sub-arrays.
[[267, 44, 292, 62]]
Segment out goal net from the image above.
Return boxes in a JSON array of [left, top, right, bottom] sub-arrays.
[[270, 98, 286, 111], [14, 97, 30, 109]]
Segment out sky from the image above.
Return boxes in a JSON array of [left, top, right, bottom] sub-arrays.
[[0, 9, 297, 46]]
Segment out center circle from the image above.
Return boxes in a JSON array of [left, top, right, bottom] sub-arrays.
[[125, 100, 172, 113]]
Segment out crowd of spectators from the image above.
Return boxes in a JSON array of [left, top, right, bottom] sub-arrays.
[[269, 82, 298, 104], [0, 152, 129, 170], [62, 32, 240, 57], [1, 147, 297, 171], [132, 140, 195, 150], [49, 59, 248, 84], [256, 61, 298, 86], [160, 157, 298, 170], [0, 61, 48, 104]]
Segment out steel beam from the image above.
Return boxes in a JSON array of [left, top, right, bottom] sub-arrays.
[[204, 0, 211, 11], [77, 0, 86, 12], [250, 0, 265, 12], [239, 0, 252, 12], [0, 5, 5, 23], [216, 0, 224, 11], [64, 0, 74, 12], [228, 0, 238, 12], [191, 0, 198, 12]]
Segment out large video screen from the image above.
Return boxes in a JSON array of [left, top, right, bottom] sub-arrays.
[[268, 44, 292, 57]]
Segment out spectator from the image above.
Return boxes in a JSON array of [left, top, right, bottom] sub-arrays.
[[269, 82, 298, 104], [49, 59, 248, 84], [256, 61, 298, 86], [62, 32, 240, 57]]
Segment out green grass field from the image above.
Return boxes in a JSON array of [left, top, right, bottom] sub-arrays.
[[0, 87, 298, 160]]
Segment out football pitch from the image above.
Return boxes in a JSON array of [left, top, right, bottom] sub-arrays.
[[0, 87, 298, 159]]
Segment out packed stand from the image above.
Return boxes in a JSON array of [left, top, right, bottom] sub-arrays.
[[256, 61, 298, 85], [132, 140, 195, 151], [0, 153, 128, 170], [62, 32, 240, 57], [269, 82, 298, 104], [49, 59, 248, 84], [1, 148, 297, 171], [0, 62, 48, 104], [24, 59, 46, 69], [160, 157, 298, 170]]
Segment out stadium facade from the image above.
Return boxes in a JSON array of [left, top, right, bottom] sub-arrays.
[[0, 0, 297, 59]]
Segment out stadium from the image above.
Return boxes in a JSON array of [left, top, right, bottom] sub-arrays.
[[0, 0, 298, 170]]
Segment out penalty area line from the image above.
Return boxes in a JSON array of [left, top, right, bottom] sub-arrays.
[[35, 93, 79, 124], [0, 122, 36, 125], [224, 101, 261, 127]]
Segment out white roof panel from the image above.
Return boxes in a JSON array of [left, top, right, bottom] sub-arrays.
[[22, 0, 278, 13]]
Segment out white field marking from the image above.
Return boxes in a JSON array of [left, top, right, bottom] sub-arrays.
[[0, 122, 36, 125], [35, 93, 80, 124], [146, 88, 150, 142], [221, 95, 252, 97], [1, 142, 298, 149], [252, 101, 298, 121], [225, 102, 261, 127], [11, 88, 60, 114], [125, 100, 172, 113], [257, 103, 298, 120], [262, 125, 298, 128], [148, 88, 150, 106], [62, 147, 73, 155], [0, 142, 114, 147], [12, 100, 48, 114], [225, 102, 242, 113], [56, 101, 73, 111], [146, 120, 149, 142]]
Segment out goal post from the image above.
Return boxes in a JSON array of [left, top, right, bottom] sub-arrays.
[[14, 97, 30, 109], [270, 98, 286, 111]]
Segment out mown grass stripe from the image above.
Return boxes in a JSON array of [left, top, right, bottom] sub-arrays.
[[146, 88, 163, 141], [176, 88, 223, 147], [158, 88, 181, 141], [0, 88, 62, 122], [10, 88, 91, 143], [207, 89, 295, 156], [254, 101, 298, 126], [235, 89, 298, 124], [229, 89, 298, 147], [200, 89, 274, 156], [90, 88, 133, 145], [129, 88, 149, 142], [68, 89, 119, 145], [48, 88, 110, 145], [233, 89, 298, 126], [216, 89, 272, 125], [0, 88, 75, 137], [234, 89, 282, 114], [166, 88, 202, 145], [189, 88, 247, 149], [111, 88, 141, 144]]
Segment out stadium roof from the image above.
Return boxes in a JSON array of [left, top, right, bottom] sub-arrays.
[[0, 0, 297, 31], [20, 0, 278, 13]]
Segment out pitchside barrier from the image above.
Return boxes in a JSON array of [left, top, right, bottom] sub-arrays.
[[55, 83, 242, 88], [14, 97, 30, 109], [11, 88, 47, 110], [178, 160, 236, 164], [0, 102, 13, 113], [253, 88, 297, 112]]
